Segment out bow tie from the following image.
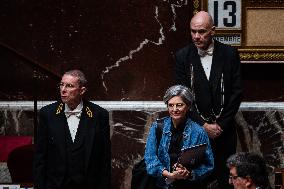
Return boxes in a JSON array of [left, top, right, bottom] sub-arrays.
[[198, 48, 213, 57], [65, 111, 82, 118]]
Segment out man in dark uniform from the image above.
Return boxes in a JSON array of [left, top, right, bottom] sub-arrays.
[[34, 69, 111, 189], [175, 11, 242, 189]]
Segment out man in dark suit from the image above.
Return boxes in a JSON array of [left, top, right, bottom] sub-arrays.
[[175, 11, 242, 189], [34, 70, 111, 189]]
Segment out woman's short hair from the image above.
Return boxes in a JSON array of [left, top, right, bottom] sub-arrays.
[[163, 85, 193, 106], [64, 69, 88, 87]]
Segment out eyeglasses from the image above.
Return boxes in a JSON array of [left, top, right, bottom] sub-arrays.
[[58, 83, 79, 90], [229, 175, 239, 180], [167, 103, 186, 110]]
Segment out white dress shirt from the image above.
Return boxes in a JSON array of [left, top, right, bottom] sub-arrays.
[[198, 41, 214, 80], [64, 101, 83, 142]]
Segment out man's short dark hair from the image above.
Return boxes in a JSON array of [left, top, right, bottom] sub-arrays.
[[227, 152, 270, 188], [64, 69, 87, 87]]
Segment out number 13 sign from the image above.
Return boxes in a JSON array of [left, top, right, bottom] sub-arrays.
[[208, 0, 241, 29]]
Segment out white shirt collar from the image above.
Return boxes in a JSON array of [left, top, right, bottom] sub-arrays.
[[64, 101, 83, 113], [197, 40, 214, 57]]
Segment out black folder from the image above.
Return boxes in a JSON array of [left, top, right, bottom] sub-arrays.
[[178, 143, 207, 168], [165, 143, 208, 185]]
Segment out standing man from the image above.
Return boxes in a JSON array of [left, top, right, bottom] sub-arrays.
[[34, 70, 111, 189], [175, 11, 242, 188], [226, 152, 271, 189]]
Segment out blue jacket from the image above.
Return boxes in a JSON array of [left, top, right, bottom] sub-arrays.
[[144, 117, 214, 181]]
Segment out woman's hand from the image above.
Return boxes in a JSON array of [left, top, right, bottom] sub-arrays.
[[174, 163, 192, 179], [162, 164, 192, 185], [162, 164, 192, 180], [175, 164, 191, 179]]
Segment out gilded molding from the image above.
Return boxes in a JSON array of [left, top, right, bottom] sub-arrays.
[[193, 0, 200, 14], [239, 51, 284, 61], [248, 0, 284, 4]]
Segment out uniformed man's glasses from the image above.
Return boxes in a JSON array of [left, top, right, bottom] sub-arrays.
[[58, 83, 79, 90]]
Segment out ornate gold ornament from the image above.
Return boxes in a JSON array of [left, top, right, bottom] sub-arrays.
[[56, 103, 63, 114], [86, 106, 93, 118]]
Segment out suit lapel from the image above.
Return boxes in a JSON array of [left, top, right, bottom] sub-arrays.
[[193, 49, 213, 112], [190, 46, 210, 84], [53, 102, 68, 161], [83, 102, 97, 170], [209, 41, 225, 94], [72, 110, 87, 150], [190, 46, 211, 99]]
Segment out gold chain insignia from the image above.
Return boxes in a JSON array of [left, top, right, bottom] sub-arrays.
[[86, 106, 93, 118], [56, 103, 63, 114]]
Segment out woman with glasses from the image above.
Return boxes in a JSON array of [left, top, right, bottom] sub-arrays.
[[144, 85, 214, 189]]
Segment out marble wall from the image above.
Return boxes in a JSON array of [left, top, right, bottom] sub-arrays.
[[1, 1, 284, 102], [0, 102, 283, 188], [0, 0, 192, 101]]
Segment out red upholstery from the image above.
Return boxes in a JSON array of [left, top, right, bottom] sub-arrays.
[[7, 144, 34, 183], [0, 136, 32, 162]]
